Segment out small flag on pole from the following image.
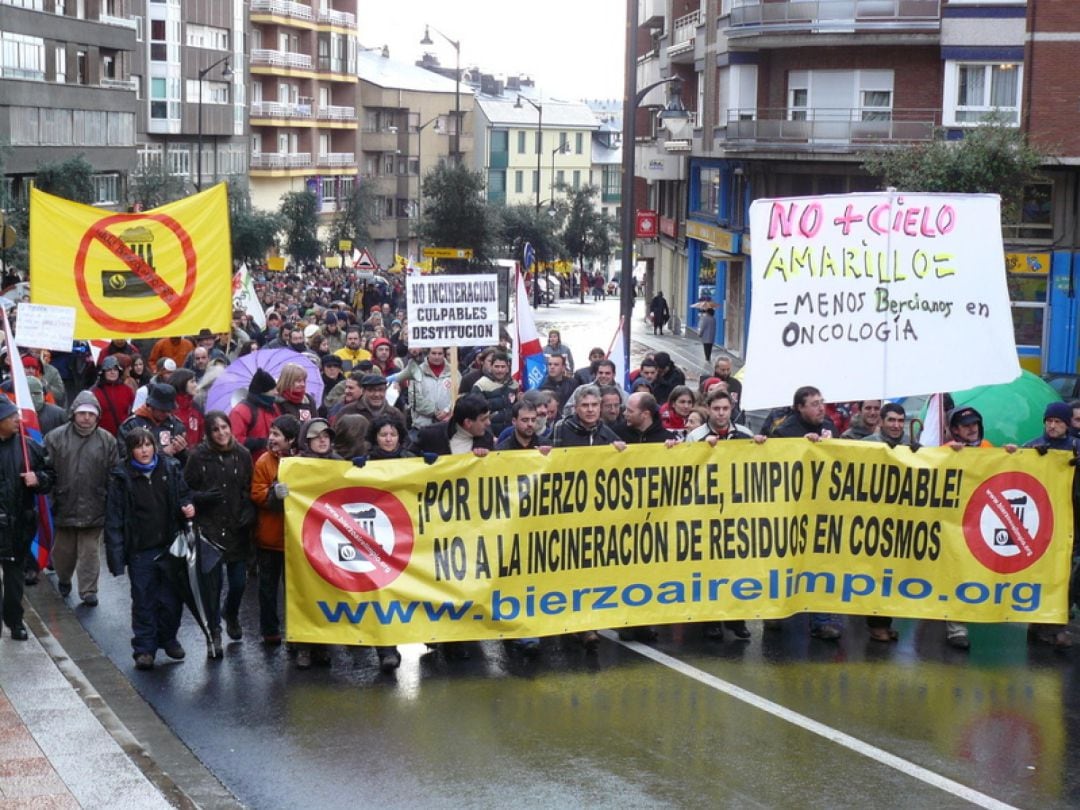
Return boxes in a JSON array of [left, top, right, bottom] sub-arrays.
[[606, 317, 628, 391], [512, 254, 544, 387]]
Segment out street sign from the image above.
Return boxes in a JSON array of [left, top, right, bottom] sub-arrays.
[[338, 239, 352, 252], [635, 210, 658, 239], [422, 247, 474, 259], [353, 248, 378, 271]]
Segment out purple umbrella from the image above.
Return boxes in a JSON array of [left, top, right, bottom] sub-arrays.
[[206, 348, 324, 415]]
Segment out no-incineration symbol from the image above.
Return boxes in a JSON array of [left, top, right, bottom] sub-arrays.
[[73, 213, 198, 333], [962, 472, 1053, 574], [301, 487, 414, 592]]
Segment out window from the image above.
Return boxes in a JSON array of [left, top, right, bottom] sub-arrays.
[[944, 62, 1021, 126], [556, 169, 564, 186], [167, 145, 189, 176], [572, 170, 580, 189], [54, 44, 65, 82], [108, 111, 134, 145], [532, 170, 539, 193], [514, 170, 523, 193], [694, 167, 720, 216], [382, 153, 394, 174], [787, 69, 894, 123], [559, 132, 568, 150], [75, 49, 86, 84], [40, 107, 71, 144], [150, 19, 167, 61], [10, 107, 38, 144], [92, 174, 119, 206], [576, 132, 584, 154], [1003, 183, 1053, 240], [185, 79, 229, 104], [73, 110, 107, 144], [517, 131, 526, 153], [1, 32, 45, 80], [186, 24, 228, 51], [4, 0, 44, 8], [150, 77, 167, 118]]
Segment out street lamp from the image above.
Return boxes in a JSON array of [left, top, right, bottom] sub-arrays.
[[618, 0, 688, 376], [549, 141, 570, 210], [195, 54, 233, 192], [420, 25, 461, 163], [415, 115, 440, 257], [515, 94, 545, 308]]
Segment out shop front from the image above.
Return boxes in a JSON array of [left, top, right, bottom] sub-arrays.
[[685, 219, 748, 356]]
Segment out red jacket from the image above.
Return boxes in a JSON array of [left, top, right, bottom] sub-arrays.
[[93, 381, 135, 435]]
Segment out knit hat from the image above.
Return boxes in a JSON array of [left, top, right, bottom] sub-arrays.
[[271, 414, 300, 443], [1045, 401, 1072, 423], [324, 312, 338, 325], [21, 355, 41, 373], [25, 376, 44, 410], [101, 356, 121, 371], [701, 377, 722, 392], [0, 396, 16, 421], [249, 368, 277, 396], [71, 390, 101, 417]]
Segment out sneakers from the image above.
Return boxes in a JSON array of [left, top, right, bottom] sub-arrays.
[[134, 653, 155, 671], [869, 627, 899, 643], [295, 648, 312, 669], [225, 617, 243, 641], [81, 594, 98, 607], [729, 621, 751, 641], [1029, 626, 1072, 649], [377, 647, 401, 672], [946, 632, 970, 650], [57, 581, 72, 598], [163, 641, 186, 660], [810, 624, 842, 641], [24, 570, 38, 586]]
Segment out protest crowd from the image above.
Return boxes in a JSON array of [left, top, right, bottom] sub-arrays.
[[1, 263, 1077, 676]]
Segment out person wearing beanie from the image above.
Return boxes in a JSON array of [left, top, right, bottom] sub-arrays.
[[118, 382, 189, 465], [250, 414, 299, 644], [322, 311, 346, 353], [44, 391, 118, 606], [26, 377, 66, 435], [92, 354, 135, 436], [229, 368, 280, 462], [168, 369, 204, 448]]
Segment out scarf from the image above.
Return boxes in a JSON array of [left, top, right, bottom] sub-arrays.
[[281, 388, 306, 404], [129, 454, 159, 475]]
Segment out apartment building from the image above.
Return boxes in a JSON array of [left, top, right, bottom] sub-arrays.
[[634, 0, 1074, 372], [133, 0, 246, 196], [248, 0, 359, 217], [1, 0, 138, 209], [357, 48, 468, 267]]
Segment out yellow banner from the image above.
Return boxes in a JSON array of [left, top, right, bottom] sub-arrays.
[[281, 441, 1072, 646], [29, 184, 231, 339]]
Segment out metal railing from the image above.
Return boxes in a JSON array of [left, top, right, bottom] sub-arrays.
[[671, 10, 701, 46], [250, 100, 313, 118], [725, 108, 939, 145], [100, 77, 137, 90], [317, 105, 357, 121], [728, 0, 940, 30], [99, 13, 137, 28], [318, 7, 356, 26], [250, 0, 314, 21], [317, 152, 356, 167], [250, 49, 313, 69], [250, 152, 312, 168]]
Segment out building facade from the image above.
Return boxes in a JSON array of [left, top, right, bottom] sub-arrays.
[[634, 0, 1076, 373], [1, 0, 138, 209], [247, 0, 359, 218]]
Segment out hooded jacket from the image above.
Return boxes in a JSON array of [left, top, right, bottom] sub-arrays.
[[404, 358, 453, 428], [118, 405, 189, 464], [92, 373, 134, 435], [44, 392, 118, 528], [184, 437, 255, 561]]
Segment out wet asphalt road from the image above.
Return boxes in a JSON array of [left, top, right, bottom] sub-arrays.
[[31, 299, 1080, 809]]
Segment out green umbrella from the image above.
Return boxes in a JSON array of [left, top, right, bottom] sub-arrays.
[[923, 370, 1060, 446]]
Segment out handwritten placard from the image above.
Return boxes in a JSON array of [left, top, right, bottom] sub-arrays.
[[741, 193, 1020, 410], [15, 303, 76, 352]]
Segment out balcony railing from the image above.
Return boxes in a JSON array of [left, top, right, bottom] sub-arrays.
[[250, 152, 312, 168], [728, 0, 940, 32], [669, 10, 700, 52], [250, 49, 313, 70], [250, 0, 315, 21], [725, 108, 939, 147], [317, 105, 357, 121], [100, 77, 137, 90], [99, 13, 137, 28], [250, 101, 313, 119], [317, 152, 356, 167], [318, 7, 356, 27]]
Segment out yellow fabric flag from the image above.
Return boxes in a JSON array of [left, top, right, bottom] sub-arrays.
[[30, 184, 232, 339]]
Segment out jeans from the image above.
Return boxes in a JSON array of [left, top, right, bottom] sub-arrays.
[[205, 559, 247, 632], [258, 549, 285, 637], [128, 548, 183, 656]]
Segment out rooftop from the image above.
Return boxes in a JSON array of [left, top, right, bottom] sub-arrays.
[[357, 50, 459, 94], [475, 95, 601, 129]]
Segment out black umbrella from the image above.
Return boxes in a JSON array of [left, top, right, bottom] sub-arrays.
[[168, 521, 222, 656]]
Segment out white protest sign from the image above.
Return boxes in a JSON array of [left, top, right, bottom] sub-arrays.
[[15, 302, 76, 352], [406, 274, 499, 348], [741, 192, 1020, 410]]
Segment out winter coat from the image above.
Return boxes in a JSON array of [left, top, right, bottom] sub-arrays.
[[686, 422, 753, 442], [772, 413, 837, 439], [44, 421, 117, 528], [252, 451, 288, 551], [104, 455, 191, 575], [184, 440, 255, 562], [651, 366, 686, 405], [698, 310, 716, 345], [174, 392, 205, 447], [278, 393, 318, 423], [93, 379, 134, 435], [118, 407, 189, 464], [37, 403, 67, 435], [551, 416, 621, 447], [472, 375, 518, 436], [230, 395, 280, 460], [404, 360, 453, 428], [410, 423, 495, 457], [0, 433, 53, 560], [616, 420, 675, 444]]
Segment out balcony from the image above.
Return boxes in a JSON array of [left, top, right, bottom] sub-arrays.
[[250, 152, 312, 169], [724, 108, 938, 150], [99, 14, 137, 29], [360, 129, 400, 151], [250, 100, 314, 120], [317, 152, 356, 167], [100, 77, 137, 91], [667, 10, 700, 60], [250, 0, 315, 23], [317, 105, 358, 122], [318, 7, 356, 27], [639, 0, 665, 28], [728, 0, 940, 36], [250, 49, 314, 70]]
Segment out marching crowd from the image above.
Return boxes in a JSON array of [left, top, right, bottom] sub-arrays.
[[0, 265, 1077, 676]]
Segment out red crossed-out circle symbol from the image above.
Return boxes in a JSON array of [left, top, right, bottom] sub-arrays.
[[301, 487, 414, 592], [73, 213, 198, 333], [962, 472, 1053, 574]]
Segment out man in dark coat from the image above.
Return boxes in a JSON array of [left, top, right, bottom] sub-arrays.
[[649, 291, 670, 335], [0, 396, 54, 639], [410, 394, 495, 458]]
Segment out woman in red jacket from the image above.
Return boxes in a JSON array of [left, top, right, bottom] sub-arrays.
[[92, 356, 135, 435]]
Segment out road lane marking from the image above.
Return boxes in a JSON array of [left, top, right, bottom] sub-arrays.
[[604, 632, 1019, 810]]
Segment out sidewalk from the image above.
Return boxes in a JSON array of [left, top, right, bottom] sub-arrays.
[[0, 612, 172, 808]]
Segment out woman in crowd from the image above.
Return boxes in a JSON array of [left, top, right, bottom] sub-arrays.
[[332, 413, 369, 460], [169, 369, 205, 448], [660, 385, 696, 436], [105, 428, 195, 671], [184, 411, 254, 657], [542, 329, 575, 373], [125, 354, 152, 393], [93, 356, 135, 436], [275, 363, 317, 423], [250, 415, 300, 646], [230, 368, 279, 461]]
